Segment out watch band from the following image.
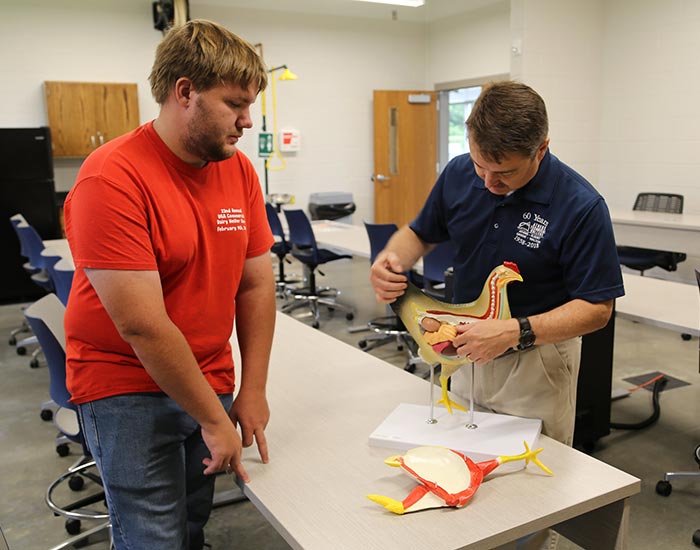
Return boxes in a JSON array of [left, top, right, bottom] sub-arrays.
[[517, 317, 536, 350]]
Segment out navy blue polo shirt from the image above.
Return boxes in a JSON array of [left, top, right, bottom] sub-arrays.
[[410, 150, 624, 317]]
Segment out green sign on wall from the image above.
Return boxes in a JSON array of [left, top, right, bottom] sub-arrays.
[[258, 133, 273, 157]]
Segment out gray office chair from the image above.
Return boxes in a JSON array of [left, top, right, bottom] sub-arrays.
[[655, 268, 700, 547]]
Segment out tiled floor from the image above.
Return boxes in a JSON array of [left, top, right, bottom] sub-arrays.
[[1, 255, 698, 549]]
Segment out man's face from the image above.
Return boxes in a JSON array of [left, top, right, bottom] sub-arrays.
[[469, 138, 549, 195], [183, 81, 257, 164]]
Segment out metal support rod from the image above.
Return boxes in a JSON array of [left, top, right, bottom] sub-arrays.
[[426, 363, 438, 424], [466, 361, 478, 429]]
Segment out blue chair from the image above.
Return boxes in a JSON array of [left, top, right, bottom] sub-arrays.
[[48, 258, 75, 306], [265, 202, 301, 297], [24, 294, 111, 545], [282, 209, 355, 329], [422, 241, 456, 300]]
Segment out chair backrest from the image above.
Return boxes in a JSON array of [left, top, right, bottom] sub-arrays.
[[422, 241, 455, 284], [265, 202, 286, 240], [633, 193, 683, 213], [50, 258, 75, 306], [15, 223, 47, 269], [284, 209, 318, 249], [364, 222, 398, 264], [23, 294, 70, 409]]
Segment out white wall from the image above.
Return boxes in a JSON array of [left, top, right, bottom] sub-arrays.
[[191, 4, 427, 222], [1, 0, 161, 192], [426, 0, 511, 86], [598, 0, 700, 216]]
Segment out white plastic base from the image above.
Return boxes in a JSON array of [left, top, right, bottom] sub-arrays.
[[368, 403, 542, 472]]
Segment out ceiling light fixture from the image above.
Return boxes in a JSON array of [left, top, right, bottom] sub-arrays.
[[353, 0, 425, 7]]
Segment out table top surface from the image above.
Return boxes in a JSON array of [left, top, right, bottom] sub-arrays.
[[610, 208, 700, 230], [233, 312, 640, 550], [617, 273, 700, 335]]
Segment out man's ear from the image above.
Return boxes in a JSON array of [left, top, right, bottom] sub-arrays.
[[174, 77, 193, 106]]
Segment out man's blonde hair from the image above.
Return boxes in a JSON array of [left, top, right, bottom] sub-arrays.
[[149, 19, 267, 104]]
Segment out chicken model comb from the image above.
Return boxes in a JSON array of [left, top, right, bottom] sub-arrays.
[[366, 442, 552, 514], [391, 262, 523, 413]]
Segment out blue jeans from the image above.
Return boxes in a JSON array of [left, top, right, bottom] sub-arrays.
[[78, 392, 234, 550]]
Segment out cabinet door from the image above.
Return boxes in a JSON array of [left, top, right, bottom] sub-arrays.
[[44, 81, 140, 158], [97, 83, 139, 144]]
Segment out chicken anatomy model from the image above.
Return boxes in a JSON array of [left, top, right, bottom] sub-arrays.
[[367, 442, 552, 514], [391, 262, 523, 413]]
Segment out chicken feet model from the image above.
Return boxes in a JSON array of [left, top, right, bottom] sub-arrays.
[[367, 442, 552, 514]]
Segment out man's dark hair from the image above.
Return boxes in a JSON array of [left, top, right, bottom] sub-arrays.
[[466, 81, 548, 162]]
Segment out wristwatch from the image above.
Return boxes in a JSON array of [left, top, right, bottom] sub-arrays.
[[517, 317, 536, 350]]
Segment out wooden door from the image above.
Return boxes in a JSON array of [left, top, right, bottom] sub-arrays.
[[373, 90, 438, 226]]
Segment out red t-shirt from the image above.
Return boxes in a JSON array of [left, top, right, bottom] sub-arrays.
[[64, 122, 274, 404]]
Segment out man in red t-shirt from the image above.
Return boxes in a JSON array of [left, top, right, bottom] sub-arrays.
[[64, 20, 275, 550]]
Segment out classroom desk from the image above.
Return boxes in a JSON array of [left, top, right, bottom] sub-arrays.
[[617, 273, 699, 336], [42, 238, 73, 262], [311, 219, 371, 257], [610, 209, 700, 257], [235, 312, 640, 550]]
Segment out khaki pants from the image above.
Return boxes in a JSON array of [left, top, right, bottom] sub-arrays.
[[450, 337, 582, 446], [450, 338, 582, 550]]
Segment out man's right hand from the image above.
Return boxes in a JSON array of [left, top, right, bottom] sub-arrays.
[[201, 421, 250, 483], [369, 251, 408, 303]]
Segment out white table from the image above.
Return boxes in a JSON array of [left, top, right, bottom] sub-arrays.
[[42, 238, 73, 262], [617, 273, 699, 336], [311, 220, 371, 257], [610, 209, 700, 257], [234, 312, 640, 550]]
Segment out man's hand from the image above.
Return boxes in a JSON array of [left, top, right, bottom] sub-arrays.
[[369, 251, 408, 303], [452, 318, 519, 364], [201, 420, 249, 482], [229, 388, 270, 468]]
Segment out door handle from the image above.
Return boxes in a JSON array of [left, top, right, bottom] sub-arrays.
[[373, 174, 391, 182]]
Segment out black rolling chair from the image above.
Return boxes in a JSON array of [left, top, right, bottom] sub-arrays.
[[421, 241, 456, 300], [616, 193, 687, 275], [24, 294, 111, 548], [358, 222, 422, 371], [281, 209, 355, 329], [655, 269, 700, 548]]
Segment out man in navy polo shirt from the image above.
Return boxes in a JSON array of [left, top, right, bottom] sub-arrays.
[[370, 81, 624, 448]]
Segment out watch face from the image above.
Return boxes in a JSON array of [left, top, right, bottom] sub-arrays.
[[521, 330, 536, 347]]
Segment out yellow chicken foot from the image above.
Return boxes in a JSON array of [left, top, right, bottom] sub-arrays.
[[436, 375, 468, 414]]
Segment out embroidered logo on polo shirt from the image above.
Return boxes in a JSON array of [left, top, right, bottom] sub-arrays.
[[514, 211, 548, 249], [216, 207, 247, 233]]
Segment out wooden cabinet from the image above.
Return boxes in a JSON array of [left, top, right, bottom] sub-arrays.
[[44, 81, 140, 158]]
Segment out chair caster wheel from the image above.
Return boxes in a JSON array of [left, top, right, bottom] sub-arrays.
[[694, 444, 700, 466], [312, 321, 320, 329], [656, 480, 672, 496], [9, 336, 16, 345], [682, 332, 692, 341], [359, 340, 367, 349], [16, 346, 27, 356], [65, 519, 81, 535], [346, 312, 354, 321], [692, 528, 700, 547], [69, 475, 85, 491], [56, 443, 70, 457], [40, 408, 53, 421], [404, 363, 417, 374], [30, 358, 40, 368]]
